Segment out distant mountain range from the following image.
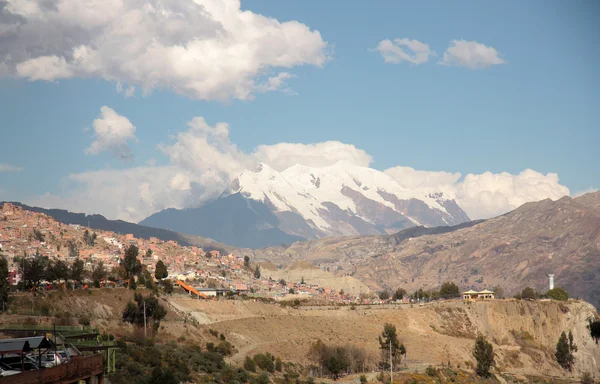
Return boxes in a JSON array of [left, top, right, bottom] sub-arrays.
[[141, 161, 470, 248], [242, 191, 600, 310], [3, 202, 232, 253]]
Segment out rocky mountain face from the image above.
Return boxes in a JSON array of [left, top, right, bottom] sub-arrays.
[[242, 192, 600, 310], [141, 161, 470, 248]]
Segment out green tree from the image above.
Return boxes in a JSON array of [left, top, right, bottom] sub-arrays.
[[393, 288, 407, 301], [146, 248, 153, 259], [547, 287, 569, 301], [520, 286, 537, 299], [378, 323, 406, 370], [21, 252, 49, 288], [289, 288, 295, 294], [83, 229, 96, 246], [161, 279, 174, 295], [556, 331, 576, 371], [67, 240, 79, 258], [91, 261, 107, 282], [244, 356, 256, 372], [440, 282, 460, 299], [205, 251, 212, 259], [253, 265, 261, 279], [378, 290, 390, 300], [301, 276, 305, 284], [48, 260, 69, 283], [122, 244, 142, 289], [70, 258, 85, 283], [155, 260, 168, 280], [279, 278, 286, 287], [492, 285, 504, 299], [472, 335, 494, 377], [588, 318, 600, 344], [122, 293, 167, 333], [243, 255, 250, 268], [0, 257, 10, 311]]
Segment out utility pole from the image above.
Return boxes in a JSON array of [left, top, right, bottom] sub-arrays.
[[390, 338, 393, 384], [143, 300, 147, 341]]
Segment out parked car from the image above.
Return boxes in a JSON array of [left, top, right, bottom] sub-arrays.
[[0, 362, 21, 376], [0, 356, 39, 371], [56, 350, 71, 363], [27, 353, 62, 368]]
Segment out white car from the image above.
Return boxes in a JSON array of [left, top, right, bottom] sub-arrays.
[[27, 353, 62, 368]]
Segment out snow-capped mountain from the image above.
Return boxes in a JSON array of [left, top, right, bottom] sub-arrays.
[[140, 161, 470, 248]]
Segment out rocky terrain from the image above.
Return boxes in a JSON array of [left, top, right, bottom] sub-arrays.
[[243, 192, 600, 309]]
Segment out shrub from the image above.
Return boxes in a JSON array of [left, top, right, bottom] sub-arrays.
[[360, 374, 367, 384], [580, 371, 594, 384], [520, 287, 537, 299], [244, 356, 256, 372], [425, 365, 438, 377], [78, 315, 91, 326], [254, 353, 275, 372], [547, 287, 569, 301]]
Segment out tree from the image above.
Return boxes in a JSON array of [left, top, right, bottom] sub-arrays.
[[70, 258, 85, 283], [243, 255, 250, 268], [160, 279, 174, 295], [122, 245, 142, 289], [473, 335, 494, 377], [21, 252, 49, 288], [122, 293, 167, 333], [547, 287, 569, 301], [0, 257, 9, 311], [48, 260, 69, 283], [146, 249, 153, 259], [588, 318, 600, 344], [289, 288, 295, 294], [492, 285, 504, 299], [32, 228, 45, 242], [393, 288, 407, 301], [92, 261, 107, 282], [301, 276, 305, 285], [244, 356, 256, 372], [204, 251, 212, 259], [279, 278, 286, 287], [520, 287, 537, 299], [440, 282, 460, 299], [379, 290, 390, 300], [83, 230, 96, 246], [378, 323, 406, 370], [253, 265, 261, 279], [556, 331, 576, 371], [67, 240, 79, 258], [155, 260, 168, 280]]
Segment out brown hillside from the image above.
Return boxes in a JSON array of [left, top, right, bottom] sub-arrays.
[[245, 192, 600, 309]]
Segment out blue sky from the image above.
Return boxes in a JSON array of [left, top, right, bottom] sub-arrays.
[[0, 0, 598, 221]]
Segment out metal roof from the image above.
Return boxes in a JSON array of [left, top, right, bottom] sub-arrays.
[[0, 336, 53, 354]]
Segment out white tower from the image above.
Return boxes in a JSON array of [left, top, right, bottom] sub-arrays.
[[547, 274, 555, 290]]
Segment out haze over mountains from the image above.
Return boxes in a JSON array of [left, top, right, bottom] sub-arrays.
[[140, 161, 471, 248]]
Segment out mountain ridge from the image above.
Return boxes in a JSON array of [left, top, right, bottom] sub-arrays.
[[141, 162, 471, 248]]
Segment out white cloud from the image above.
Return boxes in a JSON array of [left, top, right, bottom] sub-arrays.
[[0, 164, 24, 172], [375, 38, 433, 65], [384, 167, 570, 219], [1, 0, 329, 100], [116, 82, 135, 98], [85, 106, 138, 159], [439, 40, 505, 69]]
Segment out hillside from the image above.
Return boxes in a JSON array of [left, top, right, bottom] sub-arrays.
[[8, 289, 599, 380], [140, 162, 470, 248], [4, 202, 233, 253], [243, 192, 600, 309]]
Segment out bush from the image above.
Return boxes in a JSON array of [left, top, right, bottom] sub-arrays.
[[580, 371, 594, 384], [520, 287, 537, 299], [78, 315, 91, 326], [547, 287, 569, 301], [425, 365, 438, 377], [253, 353, 275, 372], [244, 356, 256, 372], [360, 374, 367, 384]]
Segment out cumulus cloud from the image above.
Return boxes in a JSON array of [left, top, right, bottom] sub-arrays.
[[439, 40, 505, 69], [0, 0, 328, 100], [0, 163, 24, 172], [116, 82, 135, 98], [384, 167, 570, 219], [85, 106, 138, 159], [375, 38, 433, 65], [574, 187, 599, 197], [31, 115, 375, 221]]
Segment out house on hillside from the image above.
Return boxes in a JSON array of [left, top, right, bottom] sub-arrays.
[[463, 289, 495, 301]]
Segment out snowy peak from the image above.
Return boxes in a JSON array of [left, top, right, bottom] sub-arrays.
[[230, 162, 470, 238]]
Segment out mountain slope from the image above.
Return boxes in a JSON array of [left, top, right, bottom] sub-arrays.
[[141, 162, 470, 248], [4, 202, 232, 253], [242, 191, 600, 309]]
